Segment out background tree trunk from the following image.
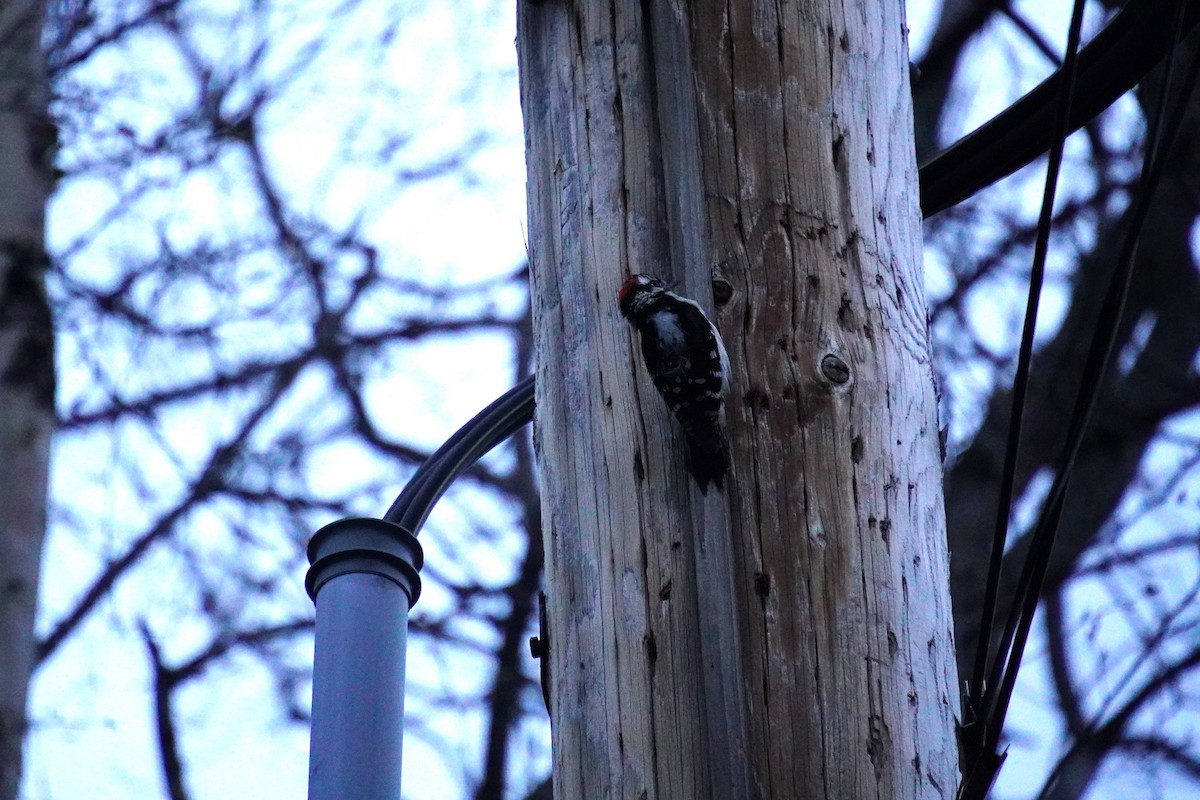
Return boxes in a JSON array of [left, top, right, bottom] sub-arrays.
[[519, 0, 958, 797], [0, 2, 54, 799]]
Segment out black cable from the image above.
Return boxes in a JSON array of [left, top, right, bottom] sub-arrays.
[[919, 0, 1200, 218], [952, 2, 1199, 795], [384, 375, 535, 534], [958, 0, 1198, 792], [964, 0, 1091, 745], [987, 0, 1198, 755]]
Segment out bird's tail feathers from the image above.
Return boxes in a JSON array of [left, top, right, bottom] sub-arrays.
[[686, 427, 729, 495]]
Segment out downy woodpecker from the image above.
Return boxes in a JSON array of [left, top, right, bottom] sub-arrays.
[[618, 274, 730, 493]]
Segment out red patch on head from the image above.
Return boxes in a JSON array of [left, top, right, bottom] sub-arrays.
[[618, 274, 649, 304]]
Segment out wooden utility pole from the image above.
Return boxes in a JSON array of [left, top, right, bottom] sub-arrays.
[[518, 0, 959, 796], [0, 3, 54, 800]]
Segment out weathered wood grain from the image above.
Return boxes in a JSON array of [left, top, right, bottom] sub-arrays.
[[519, 0, 958, 796]]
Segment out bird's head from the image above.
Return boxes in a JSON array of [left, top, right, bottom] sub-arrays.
[[618, 274, 666, 319]]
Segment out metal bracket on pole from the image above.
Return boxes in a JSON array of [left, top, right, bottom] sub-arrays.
[[528, 589, 551, 718]]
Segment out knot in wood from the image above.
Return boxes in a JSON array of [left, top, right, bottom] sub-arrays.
[[711, 278, 733, 306], [820, 354, 851, 384]]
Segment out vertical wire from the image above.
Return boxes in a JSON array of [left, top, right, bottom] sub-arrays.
[[986, 0, 1197, 752], [966, 0, 1092, 723]]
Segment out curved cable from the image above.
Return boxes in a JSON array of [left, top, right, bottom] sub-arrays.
[[384, 375, 535, 535], [919, 0, 1200, 217]]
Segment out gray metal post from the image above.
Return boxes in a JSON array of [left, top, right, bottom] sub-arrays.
[[304, 378, 532, 797], [306, 517, 423, 800]]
